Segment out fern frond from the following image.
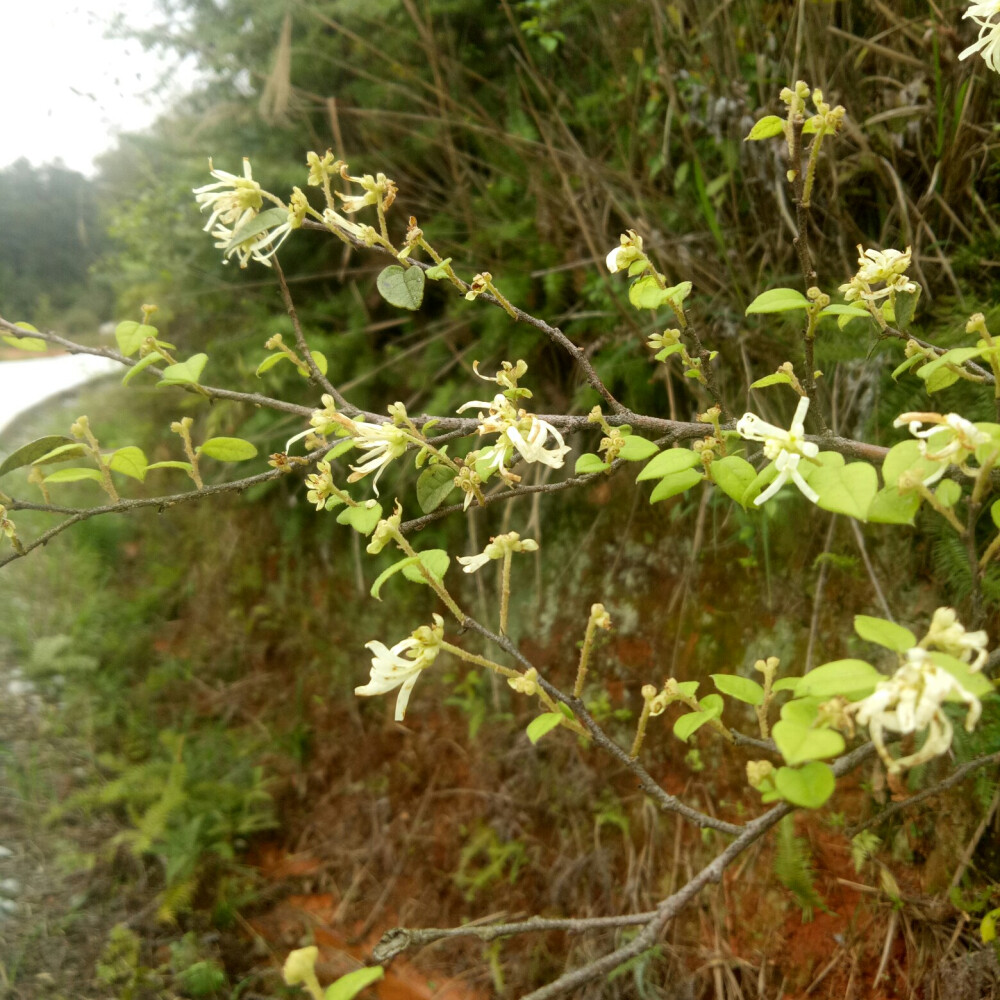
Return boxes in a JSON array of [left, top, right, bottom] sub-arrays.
[[774, 815, 828, 921]]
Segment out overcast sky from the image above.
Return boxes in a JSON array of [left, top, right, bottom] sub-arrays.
[[1, 1, 197, 176]]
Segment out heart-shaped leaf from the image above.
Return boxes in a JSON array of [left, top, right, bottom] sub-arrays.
[[115, 321, 158, 357], [377, 265, 425, 310], [416, 465, 457, 513], [158, 354, 207, 387], [710, 455, 756, 506], [401, 548, 449, 585], [711, 673, 765, 706], [109, 446, 148, 482], [774, 762, 836, 809], [336, 501, 383, 535], [772, 719, 845, 765], [575, 453, 611, 475], [810, 460, 878, 521]]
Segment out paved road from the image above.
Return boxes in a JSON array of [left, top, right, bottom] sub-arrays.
[[0, 353, 121, 436]]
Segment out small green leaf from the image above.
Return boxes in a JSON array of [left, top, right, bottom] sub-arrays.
[[30, 442, 87, 466], [654, 343, 686, 362], [674, 694, 723, 742], [750, 372, 793, 389], [818, 304, 870, 319], [810, 460, 878, 521], [557, 701, 575, 720], [709, 455, 756, 507], [400, 548, 449, 585], [158, 353, 207, 387], [796, 659, 882, 701], [377, 264, 425, 310], [416, 465, 457, 513], [771, 677, 801, 694], [198, 437, 258, 462], [122, 351, 163, 386], [109, 446, 148, 482], [992, 498, 1000, 529], [893, 286, 921, 331], [866, 486, 921, 525], [649, 468, 702, 503], [774, 762, 836, 809], [745, 288, 809, 314], [711, 674, 765, 706], [324, 966, 385, 1000], [424, 258, 453, 281], [336, 501, 383, 535], [43, 467, 104, 484], [636, 448, 700, 481], [147, 461, 195, 473], [891, 354, 924, 381], [227, 207, 289, 249], [772, 719, 845, 765], [527, 713, 564, 744], [575, 453, 611, 474], [745, 115, 785, 140], [115, 321, 157, 357], [308, 350, 328, 376], [370, 556, 419, 600], [0, 435, 78, 478], [618, 435, 659, 461], [256, 352, 287, 377], [324, 438, 356, 462], [854, 616, 916, 653], [629, 276, 691, 312], [935, 478, 962, 508]]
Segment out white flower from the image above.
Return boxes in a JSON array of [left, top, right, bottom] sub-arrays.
[[209, 220, 292, 269], [457, 531, 539, 573], [605, 230, 644, 274], [923, 607, 990, 671], [736, 396, 820, 506], [893, 411, 992, 484], [457, 394, 570, 479], [839, 245, 918, 304], [356, 616, 443, 721], [960, 2, 1000, 74], [346, 422, 411, 496], [849, 648, 981, 773], [193, 158, 263, 234]]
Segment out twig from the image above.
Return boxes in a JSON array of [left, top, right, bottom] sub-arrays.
[[846, 751, 1000, 838]]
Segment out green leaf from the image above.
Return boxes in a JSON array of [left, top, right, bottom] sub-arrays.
[[122, 351, 163, 386], [935, 478, 962, 508], [575, 453, 611, 474], [336, 501, 383, 535], [115, 321, 157, 357], [2, 321, 47, 351], [628, 276, 691, 312], [676, 680, 700, 698], [198, 437, 258, 462], [796, 659, 883, 701], [745, 288, 809, 314], [711, 673, 765, 706], [771, 677, 801, 694], [891, 354, 924, 381], [527, 713, 564, 744], [774, 763, 836, 809], [709, 455, 756, 506], [866, 486, 921, 525], [673, 710, 712, 742], [416, 465, 457, 513], [750, 372, 793, 389], [618, 435, 659, 461], [255, 352, 287, 377], [649, 468, 702, 503], [772, 719, 845, 765], [227, 207, 289, 249], [147, 461, 195, 473], [557, 701, 575, 720], [992, 498, 1000, 530], [324, 966, 385, 1000], [636, 448, 700, 481], [893, 286, 921, 330], [424, 258, 452, 280], [654, 343, 686, 361], [324, 438, 356, 462], [917, 348, 982, 393], [400, 548, 449, 585], [307, 350, 328, 377], [0, 435, 78, 478], [29, 442, 87, 466], [745, 115, 785, 140], [810, 460, 878, 521], [376, 264, 425, 310], [158, 353, 207, 387], [854, 616, 916, 653], [818, 304, 870, 319], [109, 446, 148, 482], [43, 467, 104, 484], [370, 556, 419, 599]]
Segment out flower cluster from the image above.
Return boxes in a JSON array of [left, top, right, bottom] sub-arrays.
[[458, 394, 570, 481], [959, 1, 1000, 74], [921, 606, 990, 671], [356, 614, 445, 720], [894, 410, 992, 484], [457, 531, 539, 574], [736, 396, 820, 506], [304, 460, 336, 511], [839, 245, 918, 307], [605, 230, 645, 274], [849, 648, 981, 773]]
